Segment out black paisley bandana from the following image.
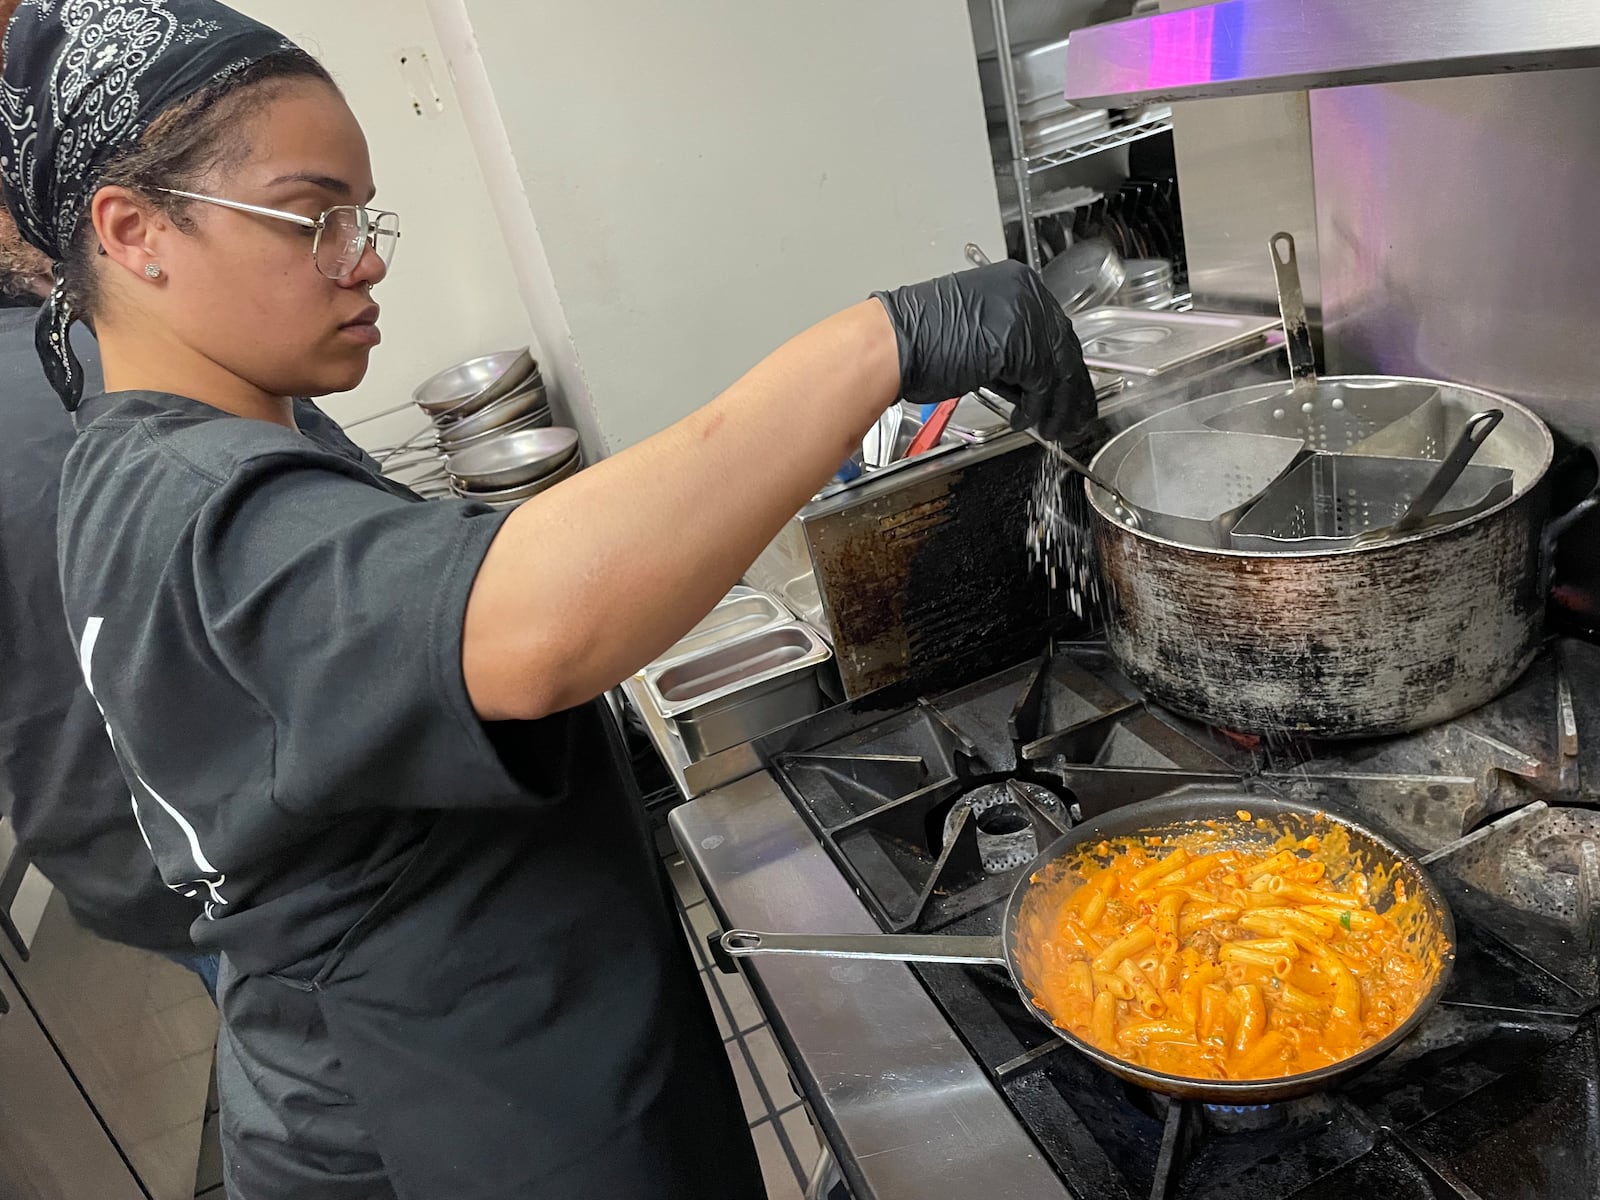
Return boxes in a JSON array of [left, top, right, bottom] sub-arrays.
[[0, 0, 296, 409]]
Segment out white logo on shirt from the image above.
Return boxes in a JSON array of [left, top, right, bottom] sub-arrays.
[[77, 617, 230, 917]]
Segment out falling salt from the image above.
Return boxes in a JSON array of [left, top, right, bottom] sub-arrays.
[[1025, 448, 1102, 620]]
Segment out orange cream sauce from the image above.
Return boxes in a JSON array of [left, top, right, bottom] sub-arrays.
[[1014, 815, 1447, 1081]]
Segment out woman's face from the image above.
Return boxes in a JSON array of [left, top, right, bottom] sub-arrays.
[[135, 79, 388, 399]]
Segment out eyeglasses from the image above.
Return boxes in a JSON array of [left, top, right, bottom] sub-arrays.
[[155, 188, 401, 280]]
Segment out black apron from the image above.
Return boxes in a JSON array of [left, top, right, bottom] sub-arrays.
[[217, 708, 763, 1200]]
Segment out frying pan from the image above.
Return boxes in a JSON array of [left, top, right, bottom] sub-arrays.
[[722, 791, 1455, 1103]]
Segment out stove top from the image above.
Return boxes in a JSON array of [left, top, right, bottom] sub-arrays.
[[766, 641, 1600, 1200]]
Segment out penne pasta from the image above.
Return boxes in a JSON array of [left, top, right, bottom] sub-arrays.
[[1178, 903, 1243, 935], [1119, 1018, 1197, 1046], [1093, 970, 1136, 1001], [1232, 984, 1267, 1056], [1289, 859, 1327, 884], [1235, 1029, 1289, 1076], [1219, 943, 1294, 978], [1155, 890, 1187, 939], [1060, 915, 1104, 954], [1025, 832, 1438, 1082], [1065, 960, 1094, 1001], [1276, 882, 1364, 908], [1239, 907, 1338, 940], [1163, 851, 1227, 887], [1092, 926, 1157, 974], [1271, 980, 1323, 1015], [1304, 904, 1383, 932], [1116, 958, 1167, 1019], [1197, 984, 1229, 1046], [1242, 849, 1300, 883], [1130, 849, 1189, 892], [1090, 991, 1117, 1048]]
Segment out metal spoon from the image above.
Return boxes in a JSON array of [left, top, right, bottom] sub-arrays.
[[970, 388, 1142, 530]]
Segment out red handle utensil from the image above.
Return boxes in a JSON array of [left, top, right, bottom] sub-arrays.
[[905, 398, 960, 458]]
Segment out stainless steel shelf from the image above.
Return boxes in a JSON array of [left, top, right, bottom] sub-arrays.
[[1064, 0, 1600, 107], [985, 0, 1176, 270], [1022, 110, 1173, 174]]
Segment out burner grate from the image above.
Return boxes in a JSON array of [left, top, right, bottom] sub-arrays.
[[1424, 802, 1600, 997]]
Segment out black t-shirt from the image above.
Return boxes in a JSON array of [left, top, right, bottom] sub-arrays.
[[56, 388, 560, 970], [56, 389, 762, 1196], [0, 309, 199, 950]]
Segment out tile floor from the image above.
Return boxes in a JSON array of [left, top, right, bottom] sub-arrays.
[[665, 851, 823, 1200]]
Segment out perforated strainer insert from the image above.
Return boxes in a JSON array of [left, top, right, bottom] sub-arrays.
[[1230, 452, 1515, 552], [1205, 380, 1442, 453], [1112, 430, 1305, 547]]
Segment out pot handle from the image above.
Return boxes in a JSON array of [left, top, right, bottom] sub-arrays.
[[720, 929, 1008, 966], [1545, 483, 1600, 552], [1540, 476, 1600, 592]]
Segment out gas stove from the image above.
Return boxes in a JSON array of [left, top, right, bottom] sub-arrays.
[[678, 639, 1600, 1200]]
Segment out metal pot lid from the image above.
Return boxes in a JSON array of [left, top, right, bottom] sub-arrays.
[[446, 426, 579, 486]]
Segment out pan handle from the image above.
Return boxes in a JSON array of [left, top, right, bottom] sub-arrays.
[[1269, 231, 1317, 394], [720, 930, 1008, 966]]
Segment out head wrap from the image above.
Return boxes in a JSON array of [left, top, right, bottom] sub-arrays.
[[0, 0, 297, 409]]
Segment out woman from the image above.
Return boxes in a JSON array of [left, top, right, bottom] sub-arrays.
[[1, 1, 1094, 1196]]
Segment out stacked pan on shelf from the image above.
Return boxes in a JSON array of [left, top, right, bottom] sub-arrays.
[[444, 427, 582, 510], [396, 348, 584, 508]]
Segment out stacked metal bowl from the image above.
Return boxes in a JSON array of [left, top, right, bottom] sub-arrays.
[[406, 348, 583, 508]]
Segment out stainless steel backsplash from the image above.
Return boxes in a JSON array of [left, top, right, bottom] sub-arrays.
[[1310, 68, 1600, 450]]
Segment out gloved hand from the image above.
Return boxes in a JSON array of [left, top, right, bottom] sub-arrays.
[[872, 259, 1096, 443]]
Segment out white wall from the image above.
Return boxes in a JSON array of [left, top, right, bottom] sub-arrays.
[[424, 0, 605, 456], [234, 0, 532, 454], [435, 0, 1004, 454]]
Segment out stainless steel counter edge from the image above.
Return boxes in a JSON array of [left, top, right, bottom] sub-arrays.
[[672, 773, 1073, 1200]]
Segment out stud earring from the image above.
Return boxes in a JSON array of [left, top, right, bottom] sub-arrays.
[[144, 263, 162, 279]]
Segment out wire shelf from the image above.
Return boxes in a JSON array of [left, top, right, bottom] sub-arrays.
[[1023, 110, 1174, 174]]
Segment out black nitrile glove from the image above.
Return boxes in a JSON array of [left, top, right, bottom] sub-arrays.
[[872, 259, 1096, 443]]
